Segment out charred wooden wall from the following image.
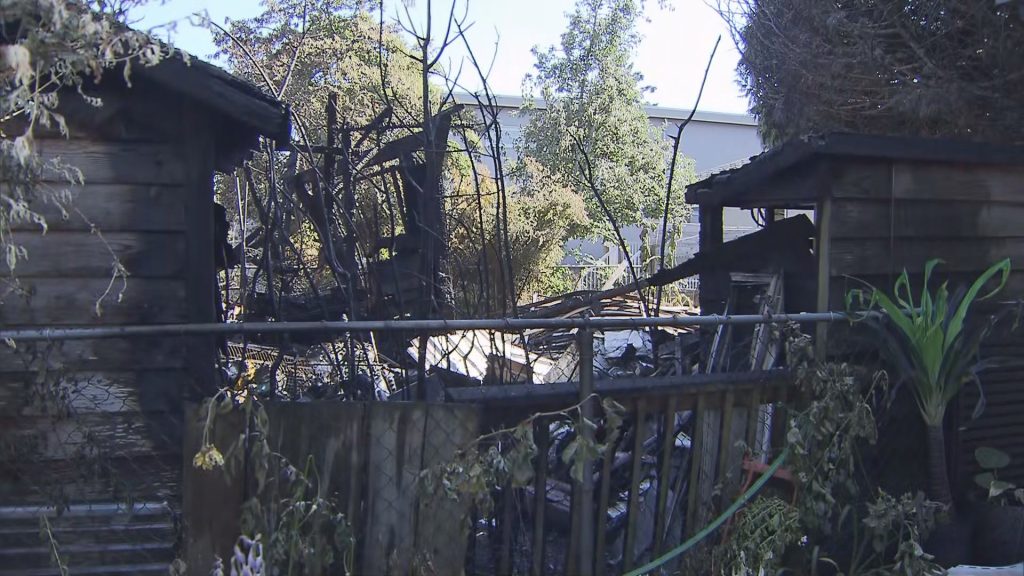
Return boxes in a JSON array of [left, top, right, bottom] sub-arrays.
[[824, 158, 1024, 492], [0, 84, 218, 507]]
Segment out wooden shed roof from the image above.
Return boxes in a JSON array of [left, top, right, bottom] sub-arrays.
[[137, 52, 291, 147], [685, 133, 1024, 208]]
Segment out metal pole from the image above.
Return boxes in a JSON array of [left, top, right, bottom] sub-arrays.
[[577, 328, 595, 576], [0, 312, 855, 342]]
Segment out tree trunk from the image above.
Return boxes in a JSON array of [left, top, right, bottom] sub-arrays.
[[927, 423, 953, 506]]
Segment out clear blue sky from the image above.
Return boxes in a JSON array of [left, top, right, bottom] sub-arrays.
[[136, 0, 750, 115]]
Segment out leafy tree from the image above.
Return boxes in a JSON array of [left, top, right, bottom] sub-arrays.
[[721, 0, 1024, 146], [212, 0, 425, 141], [517, 0, 692, 247]]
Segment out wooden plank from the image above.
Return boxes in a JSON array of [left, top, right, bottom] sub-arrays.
[[0, 371, 186, 416], [415, 403, 481, 576], [685, 394, 706, 537], [831, 199, 1024, 240], [263, 403, 366, 502], [1, 278, 186, 325], [0, 453, 180, 505], [893, 162, 1024, 203], [37, 139, 184, 186], [653, 398, 677, 556], [499, 478, 514, 576], [830, 237, 1024, 277], [8, 184, 187, 232], [3, 231, 186, 278], [622, 401, 647, 572], [361, 403, 427, 576], [181, 108, 218, 398], [0, 338, 188, 371], [815, 195, 832, 359], [182, 402, 244, 574], [1, 411, 182, 462], [716, 391, 736, 486], [831, 160, 1024, 203], [532, 417, 550, 576], [593, 435, 615, 576], [829, 159, 892, 200]]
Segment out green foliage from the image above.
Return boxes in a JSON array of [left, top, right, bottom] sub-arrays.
[[715, 496, 801, 575], [517, 0, 693, 242], [197, 394, 355, 575], [714, 326, 942, 576], [973, 446, 1024, 504], [848, 258, 1010, 426], [420, 396, 626, 514], [212, 0, 423, 132], [723, 0, 1024, 146]]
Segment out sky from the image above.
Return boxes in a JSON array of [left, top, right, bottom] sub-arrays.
[[135, 0, 750, 115]]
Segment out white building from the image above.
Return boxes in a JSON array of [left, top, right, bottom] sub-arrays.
[[453, 93, 767, 271]]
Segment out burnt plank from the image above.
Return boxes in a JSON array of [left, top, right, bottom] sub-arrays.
[[9, 184, 187, 232], [3, 231, 186, 278], [37, 139, 184, 186], [1, 278, 186, 325]]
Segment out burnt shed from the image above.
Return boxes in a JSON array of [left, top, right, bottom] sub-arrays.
[[685, 132, 1024, 494], [0, 52, 288, 514]]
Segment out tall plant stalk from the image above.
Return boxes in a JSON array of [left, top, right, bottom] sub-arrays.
[[848, 258, 1011, 505]]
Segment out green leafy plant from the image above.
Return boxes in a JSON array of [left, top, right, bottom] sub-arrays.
[[847, 258, 1011, 505], [711, 325, 943, 576], [973, 446, 1024, 505]]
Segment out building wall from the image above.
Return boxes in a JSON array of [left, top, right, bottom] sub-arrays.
[[0, 86, 214, 507], [453, 94, 767, 267]]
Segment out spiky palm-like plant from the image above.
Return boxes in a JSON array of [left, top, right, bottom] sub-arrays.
[[849, 258, 1011, 506]]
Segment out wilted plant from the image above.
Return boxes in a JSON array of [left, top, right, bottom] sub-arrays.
[[847, 258, 1011, 505]]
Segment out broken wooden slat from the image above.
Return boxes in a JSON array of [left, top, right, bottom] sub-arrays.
[[717, 390, 737, 484], [653, 397, 677, 556], [593, 436, 616, 576], [498, 478, 514, 576], [531, 417, 550, 576], [686, 394, 707, 538], [622, 400, 647, 572]]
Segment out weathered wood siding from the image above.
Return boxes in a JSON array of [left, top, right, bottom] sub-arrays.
[[826, 158, 1024, 490], [0, 89, 215, 506]]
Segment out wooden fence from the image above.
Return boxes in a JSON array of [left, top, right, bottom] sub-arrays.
[[183, 401, 482, 575]]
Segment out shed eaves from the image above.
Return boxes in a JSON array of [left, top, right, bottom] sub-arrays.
[[685, 133, 1024, 208]]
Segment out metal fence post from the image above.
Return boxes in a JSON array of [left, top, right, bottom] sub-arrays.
[[577, 327, 596, 575]]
